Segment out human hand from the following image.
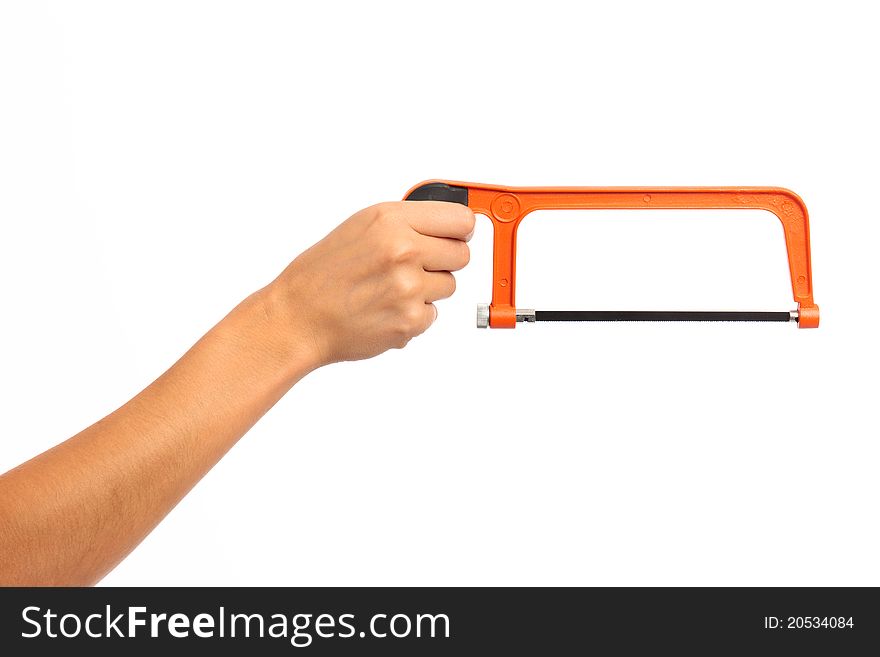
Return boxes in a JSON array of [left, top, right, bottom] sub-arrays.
[[267, 201, 475, 367]]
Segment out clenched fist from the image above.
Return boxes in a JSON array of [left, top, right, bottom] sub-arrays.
[[267, 201, 475, 366]]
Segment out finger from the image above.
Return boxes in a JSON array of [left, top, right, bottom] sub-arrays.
[[419, 236, 470, 272], [423, 271, 456, 302], [412, 303, 438, 337], [402, 201, 475, 240]]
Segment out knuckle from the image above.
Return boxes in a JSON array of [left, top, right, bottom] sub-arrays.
[[372, 201, 394, 217], [391, 327, 411, 349], [384, 237, 416, 265], [369, 202, 388, 221], [372, 202, 399, 228], [403, 305, 425, 332], [391, 270, 420, 298]]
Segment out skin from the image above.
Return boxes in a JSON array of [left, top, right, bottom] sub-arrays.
[[0, 201, 475, 586]]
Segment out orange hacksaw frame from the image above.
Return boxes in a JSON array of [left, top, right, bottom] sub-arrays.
[[404, 181, 819, 329]]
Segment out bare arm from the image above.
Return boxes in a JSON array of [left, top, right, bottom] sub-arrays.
[[0, 201, 475, 585]]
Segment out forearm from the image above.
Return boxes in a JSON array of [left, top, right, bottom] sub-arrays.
[[0, 284, 317, 585]]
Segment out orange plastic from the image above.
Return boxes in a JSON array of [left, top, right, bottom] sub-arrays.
[[404, 181, 819, 328]]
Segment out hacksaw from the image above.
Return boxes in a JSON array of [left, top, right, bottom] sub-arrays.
[[404, 181, 820, 329]]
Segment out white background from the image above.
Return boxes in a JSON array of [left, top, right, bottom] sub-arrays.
[[1, 1, 877, 586]]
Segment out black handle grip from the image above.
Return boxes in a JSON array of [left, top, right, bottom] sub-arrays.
[[405, 182, 469, 205]]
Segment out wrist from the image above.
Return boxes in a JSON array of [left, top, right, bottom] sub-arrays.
[[211, 286, 322, 397], [238, 284, 326, 387]]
